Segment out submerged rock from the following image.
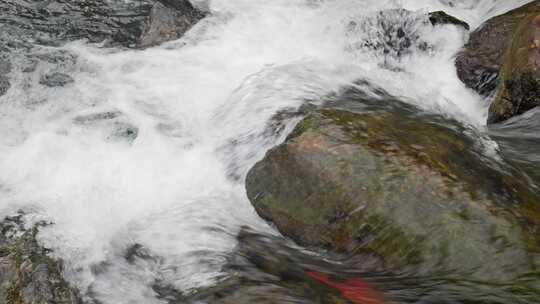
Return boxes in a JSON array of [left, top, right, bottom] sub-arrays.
[[347, 9, 424, 58], [0, 214, 79, 304], [0, 0, 205, 49], [455, 1, 540, 98], [39, 72, 74, 87], [73, 111, 139, 143], [246, 87, 540, 283], [181, 228, 383, 304], [73, 111, 123, 124], [346, 9, 467, 71], [110, 122, 139, 143]]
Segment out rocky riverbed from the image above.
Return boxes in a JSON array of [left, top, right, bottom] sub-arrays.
[[1, 0, 540, 303]]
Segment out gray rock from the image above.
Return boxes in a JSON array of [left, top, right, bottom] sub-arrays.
[[74, 111, 139, 143], [0, 0, 205, 52], [73, 111, 122, 124], [39, 72, 74, 87], [0, 58, 11, 97], [139, 1, 206, 47], [110, 122, 139, 142], [0, 76, 9, 97]]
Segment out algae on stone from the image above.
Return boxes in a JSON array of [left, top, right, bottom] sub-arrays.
[[489, 14, 540, 124], [0, 215, 79, 304], [246, 96, 540, 284]]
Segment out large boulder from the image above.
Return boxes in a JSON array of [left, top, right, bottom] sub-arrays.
[[488, 13, 540, 124], [246, 88, 540, 284], [0, 214, 79, 304], [455, 1, 540, 96]]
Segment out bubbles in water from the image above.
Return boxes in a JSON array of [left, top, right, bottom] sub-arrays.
[[0, 0, 535, 302]]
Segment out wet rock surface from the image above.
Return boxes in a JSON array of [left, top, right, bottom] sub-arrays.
[[246, 85, 540, 285], [0, 0, 205, 49], [488, 13, 540, 124], [73, 110, 139, 143], [0, 58, 10, 97], [455, 1, 540, 98], [0, 213, 79, 304], [428, 11, 470, 30], [39, 72, 74, 87], [139, 1, 206, 48], [185, 228, 540, 304]]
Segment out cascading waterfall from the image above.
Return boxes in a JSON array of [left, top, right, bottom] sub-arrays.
[[0, 0, 536, 303]]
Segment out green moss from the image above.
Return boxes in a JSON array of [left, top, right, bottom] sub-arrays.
[[4, 245, 24, 304], [5, 280, 23, 304], [319, 109, 468, 180], [349, 214, 424, 266], [285, 113, 318, 140], [317, 109, 540, 240], [247, 105, 540, 282]]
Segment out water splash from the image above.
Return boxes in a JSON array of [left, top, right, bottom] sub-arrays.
[[0, 0, 534, 302]]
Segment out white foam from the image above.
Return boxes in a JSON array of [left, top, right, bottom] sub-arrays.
[[0, 0, 533, 302]]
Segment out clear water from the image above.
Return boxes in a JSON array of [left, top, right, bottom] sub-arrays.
[[0, 0, 536, 303]]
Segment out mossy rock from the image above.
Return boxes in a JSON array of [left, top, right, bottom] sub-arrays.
[[456, 1, 540, 97], [246, 93, 540, 284], [0, 215, 79, 304], [488, 14, 540, 124]]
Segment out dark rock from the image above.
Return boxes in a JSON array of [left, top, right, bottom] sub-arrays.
[[139, 0, 206, 47], [124, 243, 161, 265], [110, 123, 138, 142], [0, 0, 205, 49], [428, 11, 470, 30], [0, 0, 151, 48], [488, 14, 540, 124], [0, 76, 9, 97], [74, 111, 139, 143], [0, 58, 10, 97], [455, 1, 540, 97], [0, 59, 10, 75], [39, 72, 74, 87], [246, 87, 540, 283], [73, 111, 122, 124], [0, 214, 79, 304]]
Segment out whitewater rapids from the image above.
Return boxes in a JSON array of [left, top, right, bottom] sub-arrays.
[[0, 0, 533, 302]]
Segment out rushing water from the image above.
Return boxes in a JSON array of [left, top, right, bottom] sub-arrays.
[[0, 0, 538, 303]]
